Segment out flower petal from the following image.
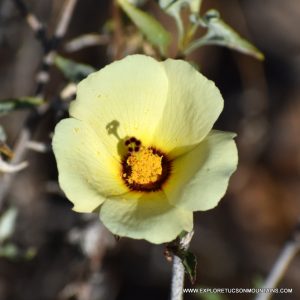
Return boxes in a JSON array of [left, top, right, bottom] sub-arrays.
[[99, 192, 193, 244], [70, 55, 169, 159], [52, 118, 128, 212], [154, 59, 224, 157], [164, 130, 238, 211]]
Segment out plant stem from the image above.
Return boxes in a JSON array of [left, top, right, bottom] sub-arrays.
[[171, 255, 185, 300], [170, 231, 194, 300], [255, 227, 300, 300]]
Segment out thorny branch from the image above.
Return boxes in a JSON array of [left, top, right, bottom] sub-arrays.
[[0, 0, 78, 209]]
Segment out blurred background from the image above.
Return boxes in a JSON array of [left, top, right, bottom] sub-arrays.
[[0, 0, 300, 299]]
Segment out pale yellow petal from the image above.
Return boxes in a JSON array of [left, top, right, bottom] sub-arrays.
[[99, 191, 193, 244], [70, 55, 169, 159], [164, 130, 238, 211], [52, 118, 128, 212], [154, 59, 224, 157]]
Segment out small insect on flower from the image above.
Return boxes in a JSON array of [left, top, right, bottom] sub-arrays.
[[52, 55, 238, 244]]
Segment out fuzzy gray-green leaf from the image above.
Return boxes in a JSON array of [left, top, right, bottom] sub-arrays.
[[54, 55, 96, 83], [118, 0, 171, 56], [186, 9, 264, 60], [0, 126, 6, 142], [0, 97, 44, 116], [0, 207, 18, 243], [159, 0, 202, 45], [181, 250, 197, 284]]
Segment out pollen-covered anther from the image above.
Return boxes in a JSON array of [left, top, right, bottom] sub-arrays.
[[122, 145, 170, 192], [126, 147, 163, 185]]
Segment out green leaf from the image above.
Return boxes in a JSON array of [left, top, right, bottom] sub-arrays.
[[0, 243, 36, 261], [178, 230, 189, 239], [118, 0, 171, 56], [0, 207, 18, 243], [185, 9, 264, 60], [169, 243, 197, 284], [24, 247, 37, 260], [0, 126, 6, 142], [0, 243, 19, 259], [167, 231, 196, 283], [54, 55, 96, 83], [178, 249, 197, 284], [0, 97, 44, 116], [159, 0, 202, 45]]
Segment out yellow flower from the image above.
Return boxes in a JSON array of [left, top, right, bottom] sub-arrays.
[[52, 55, 238, 244]]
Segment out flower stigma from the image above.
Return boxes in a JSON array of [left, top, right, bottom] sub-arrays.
[[122, 137, 170, 192]]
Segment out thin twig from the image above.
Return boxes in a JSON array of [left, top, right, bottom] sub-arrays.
[[111, 0, 124, 60], [55, 0, 77, 39], [0, 128, 30, 203], [170, 231, 194, 300], [0, 0, 77, 210], [26, 140, 50, 153], [13, 0, 48, 49], [64, 33, 109, 52], [255, 224, 300, 300], [0, 157, 28, 173], [35, 0, 78, 97]]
